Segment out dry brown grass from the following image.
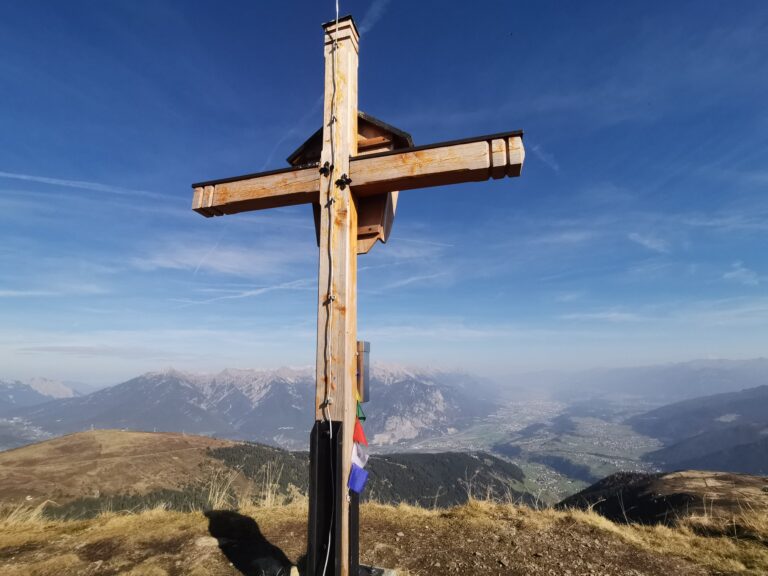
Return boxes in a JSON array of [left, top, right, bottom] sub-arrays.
[[1, 496, 766, 575], [0, 500, 53, 527], [681, 499, 768, 543], [0, 430, 238, 506], [204, 466, 240, 510], [558, 505, 768, 575]]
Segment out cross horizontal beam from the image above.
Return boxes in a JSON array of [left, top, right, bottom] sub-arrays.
[[192, 164, 320, 217], [192, 130, 524, 217]]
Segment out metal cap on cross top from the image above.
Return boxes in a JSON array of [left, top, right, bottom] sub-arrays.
[[190, 13, 524, 576]]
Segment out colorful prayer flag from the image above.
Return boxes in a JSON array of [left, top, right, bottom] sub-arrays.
[[351, 442, 369, 468], [353, 418, 368, 446], [348, 463, 369, 493], [356, 402, 366, 422]]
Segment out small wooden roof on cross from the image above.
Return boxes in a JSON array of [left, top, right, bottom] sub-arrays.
[[286, 111, 414, 253], [286, 111, 414, 167]]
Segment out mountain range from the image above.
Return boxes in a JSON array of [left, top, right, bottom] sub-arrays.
[[631, 385, 768, 475], [1, 366, 495, 451], [2, 358, 767, 480], [0, 376, 79, 412]]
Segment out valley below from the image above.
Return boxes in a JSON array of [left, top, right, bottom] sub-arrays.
[[402, 398, 664, 502], [2, 358, 767, 503]]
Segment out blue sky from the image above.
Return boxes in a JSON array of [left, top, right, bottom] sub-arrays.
[[1, 0, 767, 384]]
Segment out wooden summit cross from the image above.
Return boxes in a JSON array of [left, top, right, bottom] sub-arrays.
[[191, 15, 524, 576]]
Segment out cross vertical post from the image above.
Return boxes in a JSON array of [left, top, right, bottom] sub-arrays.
[[189, 13, 525, 576], [308, 15, 360, 576]]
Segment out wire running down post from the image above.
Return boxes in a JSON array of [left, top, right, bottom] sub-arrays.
[[308, 13, 361, 576]]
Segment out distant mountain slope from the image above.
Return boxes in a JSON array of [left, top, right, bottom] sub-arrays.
[[672, 436, 768, 476], [209, 444, 529, 507], [561, 358, 768, 402], [0, 380, 52, 413], [628, 384, 768, 443], [0, 377, 80, 418], [644, 423, 767, 467], [366, 452, 527, 505], [8, 366, 494, 450], [0, 430, 529, 512], [0, 429, 237, 503], [558, 470, 768, 525], [0, 378, 77, 420], [24, 377, 77, 398], [14, 371, 239, 439], [630, 385, 768, 475]]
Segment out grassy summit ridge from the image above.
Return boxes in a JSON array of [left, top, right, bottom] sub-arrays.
[[1, 430, 766, 574], [0, 430, 529, 519], [1, 498, 766, 575]]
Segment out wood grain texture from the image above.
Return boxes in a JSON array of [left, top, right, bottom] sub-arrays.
[[192, 167, 319, 217], [349, 137, 524, 196], [191, 134, 524, 218], [356, 193, 396, 254], [314, 18, 359, 576], [490, 138, 507, 180], [357, 135, 391, 151], [508, 135, 525, 177]]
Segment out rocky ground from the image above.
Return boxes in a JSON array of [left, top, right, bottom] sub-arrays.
[[2, 499, 766, 575]]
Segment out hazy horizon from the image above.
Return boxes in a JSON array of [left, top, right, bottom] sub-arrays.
[[2, 1, 767, 384], [4, 355, 767, 389]]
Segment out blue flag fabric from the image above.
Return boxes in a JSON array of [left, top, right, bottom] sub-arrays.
[[348, 463, 369, 494]]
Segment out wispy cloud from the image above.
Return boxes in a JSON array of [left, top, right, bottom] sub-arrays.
[[0, 289, 60, 298], [627, 232, 669, 253], [380, 272, 448, 291], [681, 212, 768, 232], [258, 96, 323, 171], [528, 230, 595, 246], [193, 228, 228, 275], [530, 144, 560, 172], [625, 260, 675, 279], [132, 238, 312, 278], [359, 0, 392, 34], [0, 186, 188, 221], [560, 310, 646, 323], [559, 296, 768, 328], [678, 296, 768, 327], [364, 317, 602, 343], [172, 278, 314, 307], [379, 237, 450, 261], [580, 183, 636, 205], [0, 284, 107, 298], [554, 291, 585, 303], [18, 344, 184, 361], [0, 170, 171, 201], [723, 261, 760, 286]]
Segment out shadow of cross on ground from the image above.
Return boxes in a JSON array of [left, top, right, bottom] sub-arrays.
[[205, 510, 303, 576]]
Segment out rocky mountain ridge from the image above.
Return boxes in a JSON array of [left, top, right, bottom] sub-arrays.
[[0, 377, 78, 415], [3, 366, 493, 451]]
